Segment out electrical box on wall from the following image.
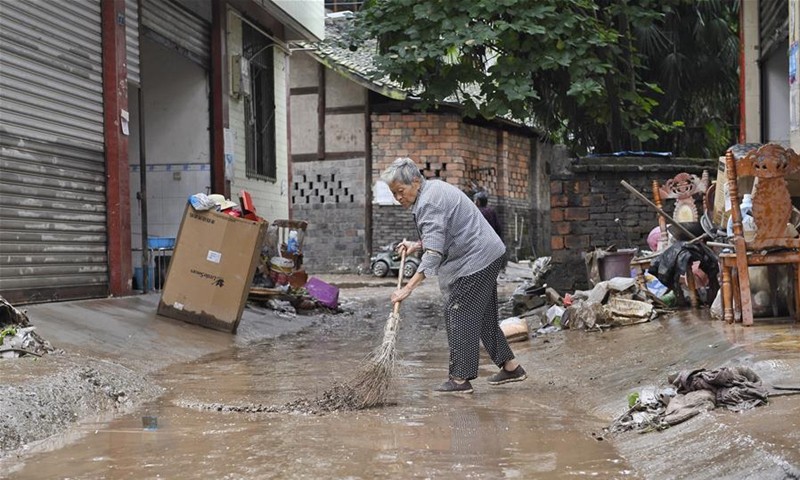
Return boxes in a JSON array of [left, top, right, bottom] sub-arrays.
[[231, 55, 251, 98]]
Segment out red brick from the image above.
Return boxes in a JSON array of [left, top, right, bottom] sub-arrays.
[[551, 236, 565, 250], [555, 221, 571, 235], [564, 235, 590, 249], [573, 180, 590, 194], [551, 195, 568, 207], [550, 181, 563, 195], [564, 207, 589, 221]]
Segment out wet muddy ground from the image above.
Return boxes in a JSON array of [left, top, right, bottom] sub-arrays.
[[3, 280, 800, 479]]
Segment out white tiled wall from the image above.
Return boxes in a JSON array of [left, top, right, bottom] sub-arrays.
[[129, 163, 211, 249]]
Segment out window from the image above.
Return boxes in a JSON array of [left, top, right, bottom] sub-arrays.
[[243, 22, 276, 180], [324, 1, 364, 13]]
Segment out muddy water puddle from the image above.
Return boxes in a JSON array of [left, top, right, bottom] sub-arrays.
[[7, 294, 636, 479]]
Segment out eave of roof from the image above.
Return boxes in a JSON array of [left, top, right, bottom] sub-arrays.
[[299, 15, 538, 134]]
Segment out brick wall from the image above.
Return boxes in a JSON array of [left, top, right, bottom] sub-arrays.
[[371, 112, 540, 260], [548, 156, 717, 292], [372, 205, 419, 251]]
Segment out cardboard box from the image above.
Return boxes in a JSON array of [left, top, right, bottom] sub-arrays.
[[158, 206, 267, 333]]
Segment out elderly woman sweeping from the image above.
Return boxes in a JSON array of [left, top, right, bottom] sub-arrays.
[[381, 157, 527, 393]]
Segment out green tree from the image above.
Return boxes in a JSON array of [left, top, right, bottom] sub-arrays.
[[635, 0, 740, 157], [351, 0, 737, 156]]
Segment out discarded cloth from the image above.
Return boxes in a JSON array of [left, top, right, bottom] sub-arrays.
[[669, 366, 769, 412], [648, 241, 719, 305], [608, 366, 769, 434]]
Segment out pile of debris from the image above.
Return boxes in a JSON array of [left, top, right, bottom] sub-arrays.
[[499, 257, 666, 343], [0, 296, 55, 358]]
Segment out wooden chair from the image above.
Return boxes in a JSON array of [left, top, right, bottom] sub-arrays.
[[631, 171, 710, 307], [719, 143, 800, 325]]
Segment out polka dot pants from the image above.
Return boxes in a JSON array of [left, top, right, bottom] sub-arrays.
[[444, 254, 514, 380]]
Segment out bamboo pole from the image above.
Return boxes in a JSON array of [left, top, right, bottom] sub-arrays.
[[620, 180, 698, 240]]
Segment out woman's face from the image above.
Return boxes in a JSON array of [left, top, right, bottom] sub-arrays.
[[389, 178, 421, 209]]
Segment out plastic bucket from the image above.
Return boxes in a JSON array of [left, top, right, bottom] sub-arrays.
[[598, 249, 636, 281], [133, 267, 155, 290]]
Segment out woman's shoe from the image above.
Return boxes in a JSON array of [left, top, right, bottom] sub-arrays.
[[487, 365, 527, 385], [434, 379, 474, 393]]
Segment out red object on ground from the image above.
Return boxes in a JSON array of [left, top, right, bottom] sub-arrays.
[[238, 190, 264, 222], [563, 293, 574, 307], [239, 190, 256, 215]]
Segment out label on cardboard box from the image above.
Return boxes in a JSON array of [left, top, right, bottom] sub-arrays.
[[207, 250, 222, 263]]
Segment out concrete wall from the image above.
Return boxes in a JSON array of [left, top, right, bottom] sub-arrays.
[[227, 11, 290, 222], [289, 54, 369, 273], [128, 37, 211, 246], [292, 158, 367, 272], [741, 0, 761, 144], [791, 0, 800, 149], [289, 53, 318, 155], [764, 39, 790, 144]]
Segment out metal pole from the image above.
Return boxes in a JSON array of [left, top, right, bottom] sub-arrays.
[[137, 0, 150, 293]]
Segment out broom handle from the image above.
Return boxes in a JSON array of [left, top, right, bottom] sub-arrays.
[[393, 241, 407, 315]]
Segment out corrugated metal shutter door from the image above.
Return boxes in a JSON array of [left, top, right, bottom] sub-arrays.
[[141, 0, 210, 68], [0, 0, 107, 304], [759, 0, 789, 60], [126, 0, 140, 85]]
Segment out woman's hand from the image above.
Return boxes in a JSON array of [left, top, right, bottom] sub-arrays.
[[391, 285, 412, 304], [396, 239, 421, 255]]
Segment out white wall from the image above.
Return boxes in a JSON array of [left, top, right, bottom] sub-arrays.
[[270, 0, 324, 41], [128, 37, 211, 251], [289, 53, 319, 156], [763, 40, 790, 145], [227, 10, 290, 222], [791, 0, 800, 149], [742, 0, 761, 143]]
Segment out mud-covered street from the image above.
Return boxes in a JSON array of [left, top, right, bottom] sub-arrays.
[[2, 277, 800, 479]]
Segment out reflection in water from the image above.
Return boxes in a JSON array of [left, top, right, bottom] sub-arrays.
[[7, 293, 636, 479]]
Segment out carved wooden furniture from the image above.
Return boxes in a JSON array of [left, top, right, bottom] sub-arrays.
[[719, 143, 800, 325], [630, 171, 709, 307]]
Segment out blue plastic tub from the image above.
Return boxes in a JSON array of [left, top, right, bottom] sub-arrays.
[[147, 237, 176, 249]]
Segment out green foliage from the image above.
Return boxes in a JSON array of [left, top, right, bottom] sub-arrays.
[[350, 0, 739, 156], [0, 326, 17, 345], [635, 0, 740, 156]]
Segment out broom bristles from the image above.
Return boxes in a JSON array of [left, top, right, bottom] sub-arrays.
[[347, 312, 402, 408]]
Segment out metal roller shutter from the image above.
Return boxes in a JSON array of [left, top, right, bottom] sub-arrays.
[[141, 0, 210, 68], [759, 0, 788, 60], [126, 0, 141, 86], [0, 0, 107, 304]]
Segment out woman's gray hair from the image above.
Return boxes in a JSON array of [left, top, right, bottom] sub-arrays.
[[380, 157, 423, 185]]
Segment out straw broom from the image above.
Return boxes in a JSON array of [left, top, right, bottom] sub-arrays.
[[347, 248, 407, 409]]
